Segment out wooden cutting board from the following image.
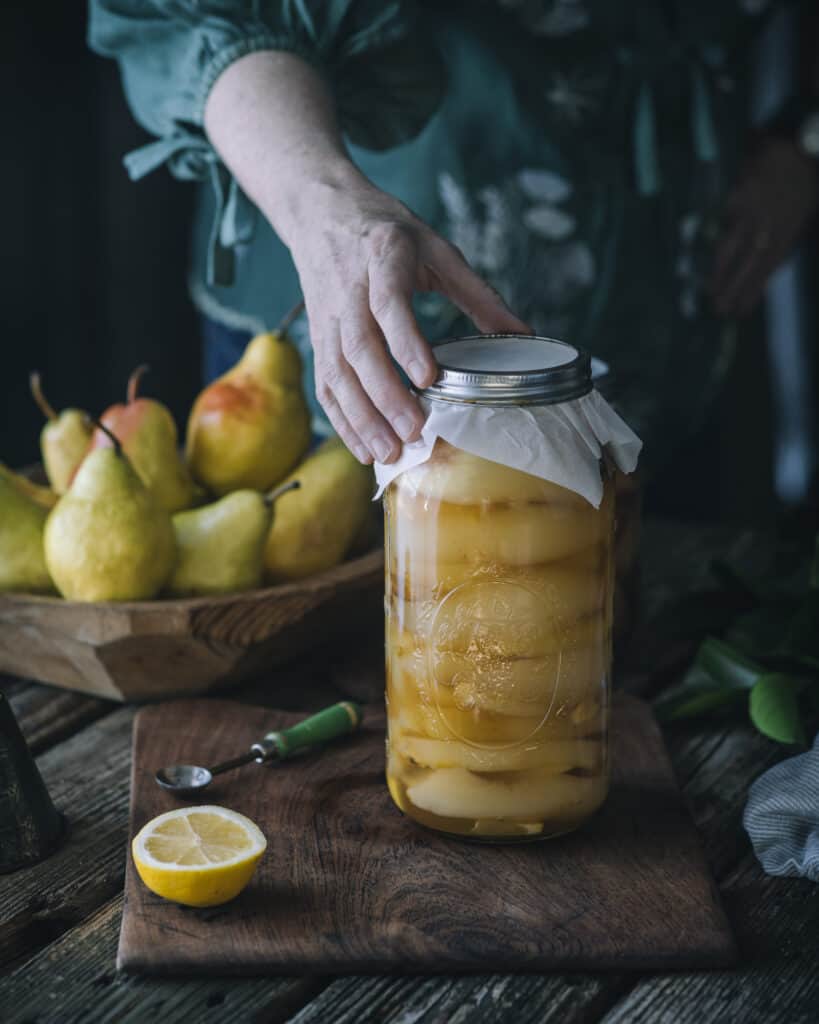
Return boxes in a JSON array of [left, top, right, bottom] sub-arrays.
[[118, 694, 736, 975]]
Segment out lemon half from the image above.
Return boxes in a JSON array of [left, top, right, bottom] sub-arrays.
[[132, 805, 267, 907]]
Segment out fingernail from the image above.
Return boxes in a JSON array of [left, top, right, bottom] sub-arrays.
[[353, 444, 372, 464], [371, 436, 393, 462], [407, 360, 428, 388], [393, 413, 418, 441]]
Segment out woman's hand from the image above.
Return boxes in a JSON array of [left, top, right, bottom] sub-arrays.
[[710, 135, 819, 317], [204, 50, 528, 465], [285, 171, 528, 464]]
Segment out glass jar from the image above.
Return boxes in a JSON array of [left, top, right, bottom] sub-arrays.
[[383, 336, 617, 841]]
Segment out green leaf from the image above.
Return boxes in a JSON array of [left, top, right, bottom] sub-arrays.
[[749, 674, 807, 745], [697, 637, 764, 690], [654, 662, 747, 723], [653, 640, 762, 724], [655, 684, 745, 722]]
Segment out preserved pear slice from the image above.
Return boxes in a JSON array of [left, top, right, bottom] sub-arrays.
[[391, 488, 607, 567], [387, 625, 606, 716], [395, 734, 601, 773], [389, 607, 600, 659], [390, 561, 605, 618], [406, 767, 607, 822], [391, 702, 550, 745], [423, 584, 604, 660], [389, 660, 604, 742], [399, 440, 591, 506], [430, 645, 606, 710], [389, 542, 606, 601]]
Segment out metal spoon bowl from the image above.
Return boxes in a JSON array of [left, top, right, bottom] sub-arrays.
[[156, 764, 215, 797], [156, 752, 257, 797]]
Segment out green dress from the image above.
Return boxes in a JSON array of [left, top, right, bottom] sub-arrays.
[[88, 0, 786, 470]]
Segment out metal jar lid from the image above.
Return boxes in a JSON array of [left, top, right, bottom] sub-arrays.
[[421, 334, 592, 406]]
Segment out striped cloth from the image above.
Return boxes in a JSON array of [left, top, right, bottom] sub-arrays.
[[743, 734, 819, 883]]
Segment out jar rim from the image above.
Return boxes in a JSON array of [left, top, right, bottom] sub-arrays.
[[420, 334, 593, 406]]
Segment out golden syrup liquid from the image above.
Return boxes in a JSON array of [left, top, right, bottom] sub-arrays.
[[384, 441, 614, 840]]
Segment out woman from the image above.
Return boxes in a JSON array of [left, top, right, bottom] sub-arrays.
[[89, 1, 819, 472]]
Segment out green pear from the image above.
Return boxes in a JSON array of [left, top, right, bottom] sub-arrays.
[[30, 372, 92, 494], [85, 365, 200, 512], [263, 437, 373, 582], [185, 330, 311, 496], [44, 424, 176, 602], [166, 481, 299, 597], [0, 468, 53, 593], [0, 462, 57, 510]]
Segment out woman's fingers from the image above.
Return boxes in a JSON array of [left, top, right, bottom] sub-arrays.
[[341, 285, 426, 442], [367, 225, 438, 389], [428, 238, 531, 334], [306, 212, 531, 467], [314, 317, 402, 463], [318, 389, 373, 465], [306, 310, 371, 463]]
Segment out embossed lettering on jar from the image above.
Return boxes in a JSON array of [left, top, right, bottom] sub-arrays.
[[382, 335, 639, 841]]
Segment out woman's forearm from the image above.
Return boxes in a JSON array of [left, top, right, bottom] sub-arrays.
[[203, 48, 527, 465], [203, 50, 364, 249]]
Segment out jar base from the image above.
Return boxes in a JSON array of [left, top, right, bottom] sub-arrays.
[[414, 819, 587, 844], [387, 772, 603, 843]]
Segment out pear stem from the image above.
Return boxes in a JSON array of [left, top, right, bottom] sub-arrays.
[[29, 372, 57, 422], [275, 299, 305, 337], [87, 416, 123, 456], [127, 364, 150, 404], [264, 479, 300, 506]]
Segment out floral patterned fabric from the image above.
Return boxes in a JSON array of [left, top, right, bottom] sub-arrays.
[[91, 0, 791, 469]]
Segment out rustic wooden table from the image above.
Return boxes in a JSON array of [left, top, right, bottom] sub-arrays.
[[1, 521, 817, 1024]]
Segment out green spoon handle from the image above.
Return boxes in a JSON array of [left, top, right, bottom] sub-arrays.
[[251, 701, 363, 762]]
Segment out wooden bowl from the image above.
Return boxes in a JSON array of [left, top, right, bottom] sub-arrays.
[[0, 550, 384, 702]]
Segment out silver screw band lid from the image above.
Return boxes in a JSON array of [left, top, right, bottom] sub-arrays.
[[421, 334, 592, 406]]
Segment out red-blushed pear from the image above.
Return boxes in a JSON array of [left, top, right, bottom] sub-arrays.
[[44, 421, 176, 602], [29, 372, 92, 495], [87, 366, 199, 512], [185, 326, 311, 496]]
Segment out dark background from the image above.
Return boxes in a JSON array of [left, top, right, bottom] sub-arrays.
[[2, 4, 816, 526], [2, 4, 199, 470]]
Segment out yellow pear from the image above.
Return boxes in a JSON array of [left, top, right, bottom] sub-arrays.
[[44, 423, 176, 602], [30, 372, 92, 494], [0, 463, 57, 510], [86, 365, 199, 512], [0, 468, 53, 593], [185, 331, 311, 496], [263, 437, 373, 582], [167, 481, 299, 597]]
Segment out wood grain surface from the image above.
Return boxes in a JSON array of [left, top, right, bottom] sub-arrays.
[[118, 693, 735, 975], [0, 549, 383, 701]]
